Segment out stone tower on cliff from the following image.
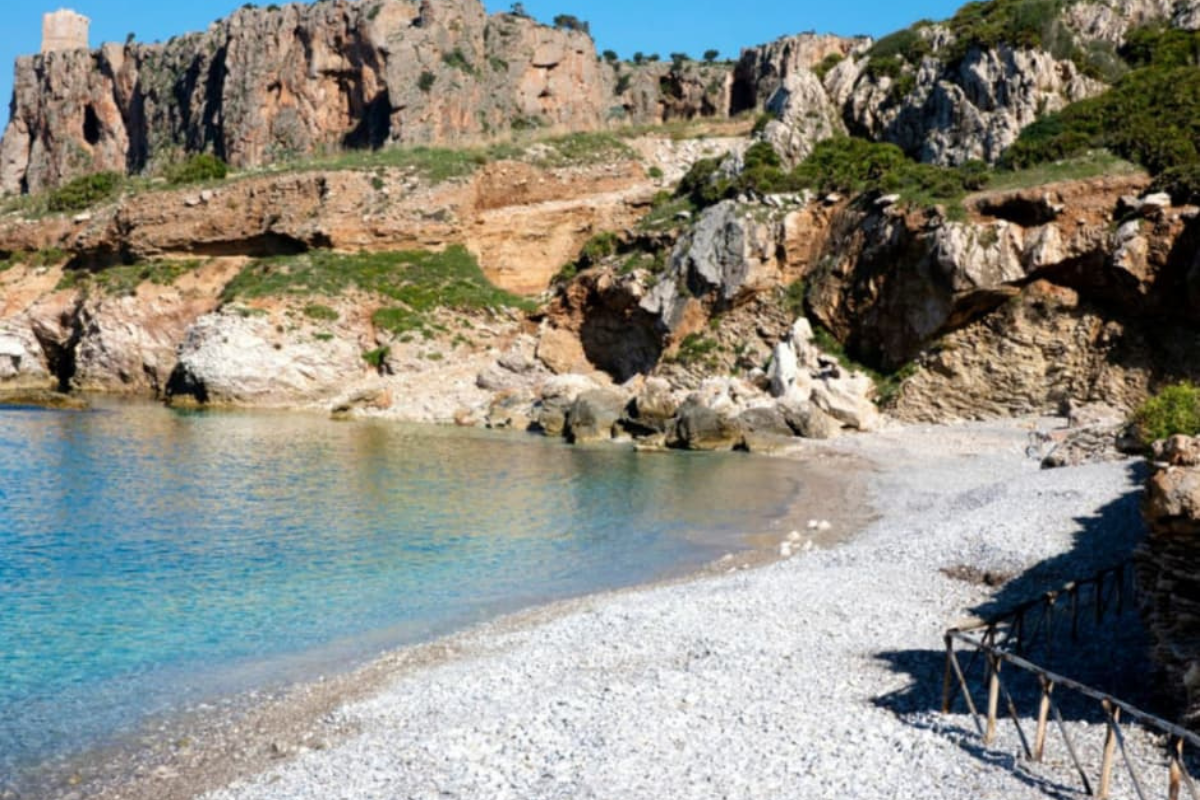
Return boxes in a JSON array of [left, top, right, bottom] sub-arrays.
[[41, 9, 90, 53]]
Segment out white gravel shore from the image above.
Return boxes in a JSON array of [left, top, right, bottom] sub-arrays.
[[203, 418, 1151, 800]]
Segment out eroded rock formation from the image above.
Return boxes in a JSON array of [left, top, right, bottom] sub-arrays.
[[1139, 435, 1200, 727], [0, 0, 732, 195]]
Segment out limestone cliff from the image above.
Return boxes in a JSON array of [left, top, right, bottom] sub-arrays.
[[732, 2, 1198, 168], [0, 0, 731, 195]]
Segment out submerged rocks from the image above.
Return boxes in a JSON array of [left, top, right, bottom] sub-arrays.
[[0, 388, 88, 410]]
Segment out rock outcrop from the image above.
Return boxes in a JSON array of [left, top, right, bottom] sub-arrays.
[[730, 3, 1192, 168], [0, 132, 741, 295], [1, 0, 730, 195], [1139, 434, 1200, 728], [9, 0, 1193, 199], [846, 44, 1103, 166]]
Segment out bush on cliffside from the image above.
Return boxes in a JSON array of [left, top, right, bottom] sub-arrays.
[[944, 0, 1073, 63], [165, 153, 228, 185], [221, 246, 535, 338], [793, 138, 989, 201], [1134, 382, 1200, 444], [1150, 164, 1200, 205], [1003, 65, 1200, 173], [45, 171, 122, 212], [676, 138, 988, 213], [1004, 25, 1200, 174]]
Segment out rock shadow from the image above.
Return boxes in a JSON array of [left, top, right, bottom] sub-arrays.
[[873, 460, 1162, 766]]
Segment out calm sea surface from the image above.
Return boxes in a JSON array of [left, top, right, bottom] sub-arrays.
[[0, 400, 805, 788]]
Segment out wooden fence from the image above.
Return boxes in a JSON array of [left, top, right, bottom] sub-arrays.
[[941, 561, 1200, 799]]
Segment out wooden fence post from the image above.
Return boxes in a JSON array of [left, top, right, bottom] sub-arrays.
[[1098, 700, 1119, 800], [1033, 678, 1053, 762], [985, 654, 1000, 746]]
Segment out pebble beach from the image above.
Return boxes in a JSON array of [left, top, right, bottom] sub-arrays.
[[188, 418, 1152, 800]]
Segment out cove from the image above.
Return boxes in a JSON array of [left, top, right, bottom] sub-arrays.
[[0, 400, 808, 791]]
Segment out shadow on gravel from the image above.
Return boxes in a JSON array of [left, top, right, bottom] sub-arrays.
[[970, 461, 1148, 624], [873, 459, 1159, 775]]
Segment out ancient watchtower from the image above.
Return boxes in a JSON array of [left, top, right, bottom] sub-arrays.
[[41, 9, 90, 54]]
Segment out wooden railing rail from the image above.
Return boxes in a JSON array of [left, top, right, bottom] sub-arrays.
[[941, 561, 1199, 798]]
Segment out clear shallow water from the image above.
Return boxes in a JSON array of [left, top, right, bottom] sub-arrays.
[[0, 401, 803, 788]]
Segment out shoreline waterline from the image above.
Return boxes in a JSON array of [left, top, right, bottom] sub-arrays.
[[1, 402, 872, 800], [186, 417, 1150, 800]]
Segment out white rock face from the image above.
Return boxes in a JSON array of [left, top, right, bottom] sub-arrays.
[[1065, 0, 1180, 42], [933, 222, 1027, 292], [0, 324, 50, 386], [170, 311, 365, 406], [761, 71, 845, 168], [766, 341, 797, 398], [812, 371, 881, 432], [641, 201, 786, 333], [845, 45, 1103, 166]]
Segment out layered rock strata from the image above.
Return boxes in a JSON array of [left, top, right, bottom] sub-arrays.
[[1139, 435, 1200, 727]]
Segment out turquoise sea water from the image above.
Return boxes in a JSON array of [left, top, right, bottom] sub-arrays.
[[0, 401, 803, 790]]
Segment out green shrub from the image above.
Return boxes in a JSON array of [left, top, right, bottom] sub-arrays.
[[792, 138, 911, 195], [46, 171, 122, 212], [1002, 65, 1200, 174], [362, 346, 390, 369], [1150, 164, 1200, 204], [783, 280, 806, 319], [944, 0, 1071, 64], [679, 137, 985, 212], [677, 155, 729, 206], [579, 231, 620, 262], [302, 303, 339, 322], [1121, 24, 1200, 69], [222, 246, 535, 336], [442, 49, 476, 75], [813, 52, 845, 80], [866, 27, 931, 75], [674, 333, 720, 366], [1134, 382, 1200, 443], [418, 71, 436, 92], [57, 259, 197, 295], [165, 153, 228, 185]]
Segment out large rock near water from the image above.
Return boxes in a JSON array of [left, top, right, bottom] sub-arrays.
[[166, 309, 364, 406], [668, 398, 742, 451], [565, 389, 627, 444]]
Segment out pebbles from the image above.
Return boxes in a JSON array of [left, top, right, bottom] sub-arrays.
[[204, 419, 1148, 800]]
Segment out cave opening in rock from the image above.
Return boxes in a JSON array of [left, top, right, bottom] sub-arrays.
[[83, 105, 102, 146], [342, 90, 392, 151]]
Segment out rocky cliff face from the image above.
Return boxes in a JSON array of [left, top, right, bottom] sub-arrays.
[[729, 2, 1197, 168], [802, 176, 1200, 420], [539, 167, 1200, 425], [0, 0, 735, 195], [1139, 434, 1200, 728]]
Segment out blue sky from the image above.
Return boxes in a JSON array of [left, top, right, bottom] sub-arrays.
[[0, 0, 965, 129]]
